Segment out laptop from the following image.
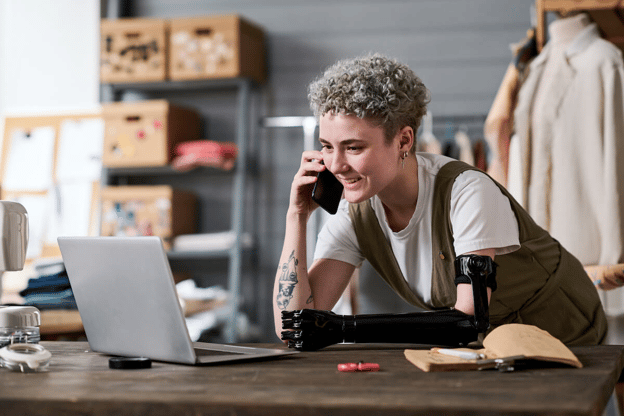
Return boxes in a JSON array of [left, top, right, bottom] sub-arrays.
[[57, 236, 296, 365]]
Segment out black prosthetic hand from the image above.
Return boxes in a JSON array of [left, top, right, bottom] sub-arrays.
[[281, 308, 478, 351], [281, 254, 498, 351]]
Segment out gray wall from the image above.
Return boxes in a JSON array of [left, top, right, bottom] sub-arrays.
[[119, 0, 534, 340]]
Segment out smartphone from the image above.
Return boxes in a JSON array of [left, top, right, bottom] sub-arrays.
[[311, 165, 344, 215]]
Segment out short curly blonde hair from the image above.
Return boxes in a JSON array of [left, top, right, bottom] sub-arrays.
[[308, 54, 430, 149]]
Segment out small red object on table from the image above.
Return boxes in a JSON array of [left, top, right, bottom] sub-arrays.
[[337, 362, 380, 372]]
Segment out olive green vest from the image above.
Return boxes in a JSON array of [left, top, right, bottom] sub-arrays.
[[348, 160, 607, 345]]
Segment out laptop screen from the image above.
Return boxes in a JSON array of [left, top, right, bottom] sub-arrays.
[[58, 236, 297, 365]]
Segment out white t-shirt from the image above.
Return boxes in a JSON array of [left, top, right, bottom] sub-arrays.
[[313, 152, 520, 306]]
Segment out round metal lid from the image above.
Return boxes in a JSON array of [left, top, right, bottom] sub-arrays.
[[109, 356, 152, 370], [0, 306, 41, 328]]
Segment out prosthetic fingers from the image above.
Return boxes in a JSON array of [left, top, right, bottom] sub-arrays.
[[281, 254, 498, 351]]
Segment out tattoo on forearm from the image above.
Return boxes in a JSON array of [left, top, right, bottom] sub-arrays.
[[276, 251, 299, 310], [306, 295, 313, 304]]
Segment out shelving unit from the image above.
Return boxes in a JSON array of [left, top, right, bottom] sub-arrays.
[[101, 77, 255, 343]]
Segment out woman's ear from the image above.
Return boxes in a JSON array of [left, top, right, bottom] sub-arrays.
[[398, 126, 414, 153]]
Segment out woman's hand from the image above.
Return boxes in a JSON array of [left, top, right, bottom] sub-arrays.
[[288, 150, 326, 218], [586, 264, 624, 290]]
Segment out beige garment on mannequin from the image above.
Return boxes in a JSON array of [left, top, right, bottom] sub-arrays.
[[528, 14, 591, 231], [509, 19, 624, 271]]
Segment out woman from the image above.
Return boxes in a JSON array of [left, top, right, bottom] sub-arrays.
[[273, 54, 607, 346]]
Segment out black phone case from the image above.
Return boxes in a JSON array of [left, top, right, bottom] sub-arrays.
[[312, 168, 344, 215]]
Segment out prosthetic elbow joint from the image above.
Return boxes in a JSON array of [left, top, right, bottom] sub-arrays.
[[454, 254, 498, 333]]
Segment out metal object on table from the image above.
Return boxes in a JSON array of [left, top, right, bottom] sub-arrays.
[[476, 355, 526, 372]]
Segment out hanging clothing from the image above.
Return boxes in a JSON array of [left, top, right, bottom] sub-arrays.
[[484, 30, 537, 186], [454, 130, 475, 166], [473, 139, 487, 171], [417, 112, 442, 155], [508, 20, 624, 268], [484, 63, 519, 185]]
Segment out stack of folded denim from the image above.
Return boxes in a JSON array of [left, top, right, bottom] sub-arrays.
[[19, 263, 77, 310]]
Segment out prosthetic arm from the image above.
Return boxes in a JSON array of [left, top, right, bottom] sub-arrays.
[[281, 254, 497, 351]]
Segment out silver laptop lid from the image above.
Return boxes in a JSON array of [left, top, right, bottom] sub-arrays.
[[58, 236, 198, 364]]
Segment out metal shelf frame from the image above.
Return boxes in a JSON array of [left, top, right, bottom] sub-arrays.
[[101, 77, 254, 343]]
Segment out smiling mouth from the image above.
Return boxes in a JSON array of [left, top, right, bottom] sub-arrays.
[[342, 178, 360, 185]]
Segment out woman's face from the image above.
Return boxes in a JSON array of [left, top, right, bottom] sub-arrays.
[[318, 112, 403, 204]]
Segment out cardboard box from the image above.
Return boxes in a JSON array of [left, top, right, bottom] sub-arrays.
[[102, 100, 200, 167], [100, 18, 169, 83], [100, 185, 197, 250], [169, 15, 266, 84]]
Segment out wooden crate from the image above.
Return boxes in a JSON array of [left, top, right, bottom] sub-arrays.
[[100, 18, 169, 83], [100, 185, 196, 250], [102, 100, 200, 167], [542, 0, 620, 12], [169, 15, 266, 84]]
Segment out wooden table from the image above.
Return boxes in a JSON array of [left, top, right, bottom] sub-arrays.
[[1, 342, 623, 416]]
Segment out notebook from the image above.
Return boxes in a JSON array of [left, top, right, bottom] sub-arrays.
[[57, 236, 296, 365], [404, 324, 582, 372]]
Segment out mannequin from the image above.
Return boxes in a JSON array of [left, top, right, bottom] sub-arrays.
[[531, 13, 591, 127]]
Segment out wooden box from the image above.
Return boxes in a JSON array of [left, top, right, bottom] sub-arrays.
[[102, 100, 200, 167], [169, 15, 266, 84], [100, 185, 196, 250], [542, 0, 620, 11], [100, 18, 169, 83]]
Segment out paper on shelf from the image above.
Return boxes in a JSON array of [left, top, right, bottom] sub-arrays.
[[46, 182, 95, 244], [3, 127, 55, 192], [56, 118, 105, 182], [176, 279, 228, 301], [172, 231, 252, 252]]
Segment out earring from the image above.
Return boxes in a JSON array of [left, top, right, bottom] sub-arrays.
[[401, 151, 408, 168]]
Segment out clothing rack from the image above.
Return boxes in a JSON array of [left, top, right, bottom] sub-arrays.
[[426, 114, 487, 143], [260, 114, 489, 168]]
